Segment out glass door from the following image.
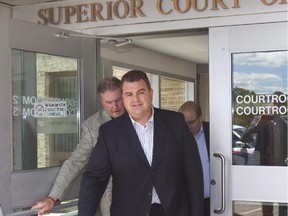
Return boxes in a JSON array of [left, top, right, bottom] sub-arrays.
[[209, 22, 287, 216], [1, 18, 99, 214]]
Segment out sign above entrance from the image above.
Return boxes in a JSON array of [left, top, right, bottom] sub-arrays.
[[12, 0, 287, 34]]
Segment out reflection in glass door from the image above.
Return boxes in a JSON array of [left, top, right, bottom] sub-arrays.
[[12, 49, 80, 170], [232, 51, 287, 167]]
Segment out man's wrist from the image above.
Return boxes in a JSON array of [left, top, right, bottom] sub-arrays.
[[47, 196, 60, 205]]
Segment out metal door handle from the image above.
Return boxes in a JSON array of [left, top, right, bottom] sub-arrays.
[[213, 153, 226, 214]]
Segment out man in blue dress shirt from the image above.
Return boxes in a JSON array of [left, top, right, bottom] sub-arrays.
[[179, 101, 210, 216]]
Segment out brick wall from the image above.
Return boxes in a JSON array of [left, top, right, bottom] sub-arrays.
[[161, 77, 185, 111]]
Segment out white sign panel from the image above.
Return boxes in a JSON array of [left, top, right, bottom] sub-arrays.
[[34, 101, 67, 117]]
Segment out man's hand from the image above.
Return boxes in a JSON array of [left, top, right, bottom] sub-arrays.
[[31, 197, 57, 215]]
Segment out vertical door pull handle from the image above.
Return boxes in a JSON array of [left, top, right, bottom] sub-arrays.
[[213, 153, 226, 214]]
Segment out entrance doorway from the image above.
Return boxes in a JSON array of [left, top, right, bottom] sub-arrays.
[[4, 18, 287, 216]]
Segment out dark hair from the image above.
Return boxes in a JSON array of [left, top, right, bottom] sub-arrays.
[[120, 70, 151, 90], [97, 77, 121, 94]]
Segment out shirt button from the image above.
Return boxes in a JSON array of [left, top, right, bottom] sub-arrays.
[[148, 192, 152, 196]]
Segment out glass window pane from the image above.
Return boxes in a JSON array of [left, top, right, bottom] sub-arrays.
[[12, 49, 80, 170], [232, 51, 288, 166], [112, 66, 130, 79]]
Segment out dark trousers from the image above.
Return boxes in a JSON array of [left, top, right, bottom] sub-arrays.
[[150, 203, 166, 216], [204, 198, 210, 216]]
